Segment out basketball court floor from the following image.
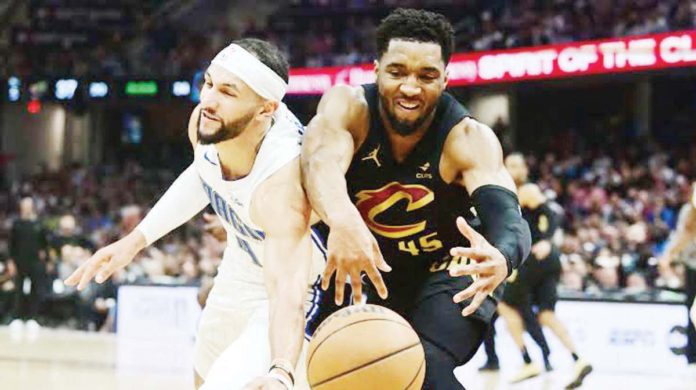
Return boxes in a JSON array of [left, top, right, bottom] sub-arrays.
[[1, 326, 694, 390]]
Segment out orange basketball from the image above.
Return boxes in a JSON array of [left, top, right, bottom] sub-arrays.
[[306, 304, 425, 389]]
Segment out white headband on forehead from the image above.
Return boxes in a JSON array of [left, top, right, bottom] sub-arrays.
[[211, 43, 287, 102]]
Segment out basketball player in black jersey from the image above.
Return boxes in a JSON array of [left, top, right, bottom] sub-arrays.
[[477, 156, 552, 377], [501, 154, 592, 389], [301, 9, 531, 389], [478, 153, 554, 377]]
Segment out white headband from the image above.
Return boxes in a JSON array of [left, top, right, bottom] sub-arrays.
[[211, 43, 287, 102]]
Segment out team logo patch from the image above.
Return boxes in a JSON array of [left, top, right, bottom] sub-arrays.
[[355, 182, 434, 238]]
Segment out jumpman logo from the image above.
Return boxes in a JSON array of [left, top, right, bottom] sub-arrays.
[[362, 144, 382, 167]]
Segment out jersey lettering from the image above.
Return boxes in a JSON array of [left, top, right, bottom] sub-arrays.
[[236, 236, 260, 266], [201, 180, 264, 240]]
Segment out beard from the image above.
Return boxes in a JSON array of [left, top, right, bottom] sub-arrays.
[[379, 93, 436, 136], [197, 109, 256, 145]]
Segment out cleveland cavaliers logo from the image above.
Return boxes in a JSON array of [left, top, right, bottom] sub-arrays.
[[355, 182, 434, 238]]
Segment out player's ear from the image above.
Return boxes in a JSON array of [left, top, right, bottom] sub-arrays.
[[443, 68, 449, 88], [373, 59, 379, 76], [258, 100, 279, 119]]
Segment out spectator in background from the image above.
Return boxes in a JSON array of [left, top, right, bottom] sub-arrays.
[[50, 214, 95, 282], [0, 241, 17, 321], [8, 197, 50, 332], [473, 11, 504, 51], [76, 269, 119, 332]]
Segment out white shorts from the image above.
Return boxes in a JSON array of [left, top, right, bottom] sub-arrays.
[[193, 296, 263, 379], [193, 276, 321, 388], [200, 300, 310, 390], [194, 236, 326, 386]]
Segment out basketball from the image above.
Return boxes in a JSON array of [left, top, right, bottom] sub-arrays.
[[306, 304, 425, 389]]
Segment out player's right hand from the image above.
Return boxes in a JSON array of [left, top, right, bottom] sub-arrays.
[[64, 230, 146, 291], [323, 219, 391, 305]]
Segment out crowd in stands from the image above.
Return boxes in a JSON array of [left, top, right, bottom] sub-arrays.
[[274, 0, 696, 68], [0, 162, 224, 330], [3, 0, 696, 78], [529, 142, 695, 295]]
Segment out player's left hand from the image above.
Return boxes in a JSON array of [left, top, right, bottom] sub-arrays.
[[448, 216, 508, 317], [242, 376, 288, 390]]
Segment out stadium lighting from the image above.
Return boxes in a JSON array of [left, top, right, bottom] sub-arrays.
[[29, 80, 49, 100], [8, 76, 20, 102], [125, 81, 158, 96], [89, 82, 109, 98], [55, 79, 78, 100], [172, 81, 191, 97], [27, 99, 41, 114]]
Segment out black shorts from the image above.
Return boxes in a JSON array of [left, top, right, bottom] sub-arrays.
[[408, 274, 487, 364], [502, 252, 561, 312], [501, 272, 528, 307], [381, 266, 499, 324], [526, 271, 559, 311]]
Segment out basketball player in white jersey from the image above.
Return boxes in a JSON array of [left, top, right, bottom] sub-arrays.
[[660, 182, 696, 365], [65, 38, 324, 390]]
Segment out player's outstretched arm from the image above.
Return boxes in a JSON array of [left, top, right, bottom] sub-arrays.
[[443, 117, 531, 316], [300, 85, 389, 305], [301, 85, 359, 225], [245, 159, 313, 389], [65, 106, 210, 290]]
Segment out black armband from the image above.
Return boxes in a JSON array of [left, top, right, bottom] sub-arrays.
[[471, 185, 532, 276]]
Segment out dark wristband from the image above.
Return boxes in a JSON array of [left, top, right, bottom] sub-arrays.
[[470, 185, 532, 274]]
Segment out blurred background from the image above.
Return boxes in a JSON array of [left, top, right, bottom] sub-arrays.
[[0, 0, 695, 389]]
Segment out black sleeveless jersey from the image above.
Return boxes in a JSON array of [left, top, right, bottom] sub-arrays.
[[521, 202, 562, 271], [342, 84, 498, 320], [523, 203, 559, 244]]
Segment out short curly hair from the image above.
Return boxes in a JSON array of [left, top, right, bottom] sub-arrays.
[[376, 8, 455, 64]]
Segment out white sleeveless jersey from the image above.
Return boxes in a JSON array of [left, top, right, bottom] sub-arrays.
[[193, 103, 326, 319]]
